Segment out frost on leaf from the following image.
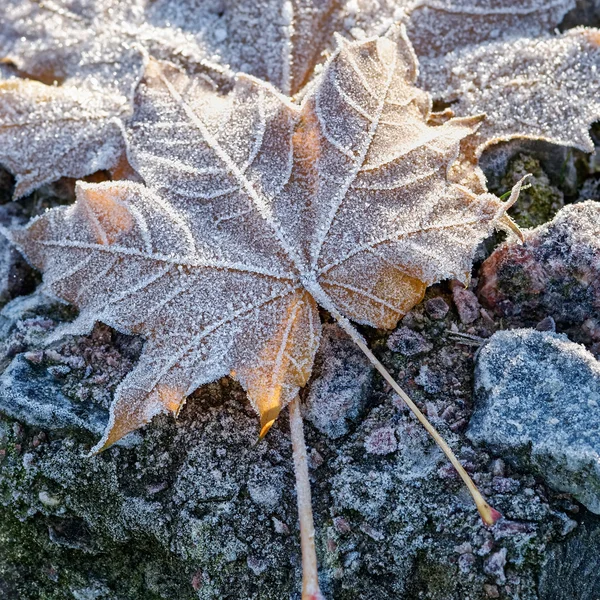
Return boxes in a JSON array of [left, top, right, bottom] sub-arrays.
[[0, 0, 337, 94], [0, 63, 139, 199], [146, 0, 340, 95], [11, 31, 513, 450], [0, 0, 342, 194], [339, 0, 574, 60], [428, 29, 600, 156], [403, 0, 576, 59]]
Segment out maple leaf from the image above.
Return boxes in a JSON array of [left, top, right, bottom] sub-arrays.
[[340, 0, 574, 59], [403, 0, 576, 59], [0, 0, 336, 94], [10, 30, 516, 452], [338, 1, 600, 163]]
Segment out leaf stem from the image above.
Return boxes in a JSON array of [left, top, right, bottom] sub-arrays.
[[306, 281, 500, 526], [289, 395, 325, 600]]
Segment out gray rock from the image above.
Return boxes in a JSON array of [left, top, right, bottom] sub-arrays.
[[387, 326, 433, 356], [468, 328, 600, 513], [304, 324, 373, 439], [538, 520, 600, 600], [0, 354, 107, 435]]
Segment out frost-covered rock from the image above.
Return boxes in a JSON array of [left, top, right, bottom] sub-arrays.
[[0, 354, 106, 435], [538, 521, 600, 600], [468, 329, 600, 514], [304, 324, 373, 439], [478, 201, 600, 345]]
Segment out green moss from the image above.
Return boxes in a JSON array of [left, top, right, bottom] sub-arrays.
[[501, 154, 564, 229], [0, 506, 193, 600]]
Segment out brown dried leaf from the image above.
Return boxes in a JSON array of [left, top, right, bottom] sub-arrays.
[[11, 31, 512, 450]]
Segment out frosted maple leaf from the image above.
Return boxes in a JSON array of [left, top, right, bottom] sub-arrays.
[[340, 1, 600, 169], [6, 25, 526, 599], [11, 29, 518, 448], [424, 28, 600, 156]]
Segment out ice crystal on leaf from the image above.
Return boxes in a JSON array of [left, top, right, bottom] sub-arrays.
[[425, 28, 600, 156], [0, 0, 335, 95], [0, 52, 141, 199], [11, 30, 516, 452], [0, 0, 340, 196], [341, 0, 574, 56], [403, 0, 576, 59]]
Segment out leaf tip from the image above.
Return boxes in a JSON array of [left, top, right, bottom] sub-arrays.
[[258, 405, 282, 440]]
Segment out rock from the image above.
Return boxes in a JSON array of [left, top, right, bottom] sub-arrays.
[[304, 324, 373, 439], [364, 427, 397, 455], [468, 328, 600, 514], [538, 520, 600, 600], [451, 282, 481, 325], [424, 297, 449, 320], [387, 326, 433, 355], [535, 315, 556, 332], [0, 354, 107, 436], [483, 548, 507, 585], [478, 202, 600, 345]]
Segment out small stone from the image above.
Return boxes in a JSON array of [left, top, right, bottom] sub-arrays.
[[246, 556, 267, 576], [458, 553, 476, 573], [493, 520, 535, 540], [483, 583, 500, 598], [536, 316, 556, 332], [304, 325, 373, 438], [38, 491, 60, 507], [468, 329, 600, 514], [364, 427, 397, 455], [272, 517, 289, 535], [415, 365, 442, 394], [452, 284, 481, 324], [308, 448, 324, 469], [247, 466, 283, 510], [477, 538, 494, 556], [387, 326, 433, 355], [333, 516, 351, 534], [360, 523, 385, 541], [490, 458, 505, 477], [425, 297, 449, 320], [454, 542, 472, 554], [484, 548, 507, 584]]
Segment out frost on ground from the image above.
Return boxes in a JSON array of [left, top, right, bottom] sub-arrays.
[[469, 328, 600, 514], [1, 163, 599, 597]]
